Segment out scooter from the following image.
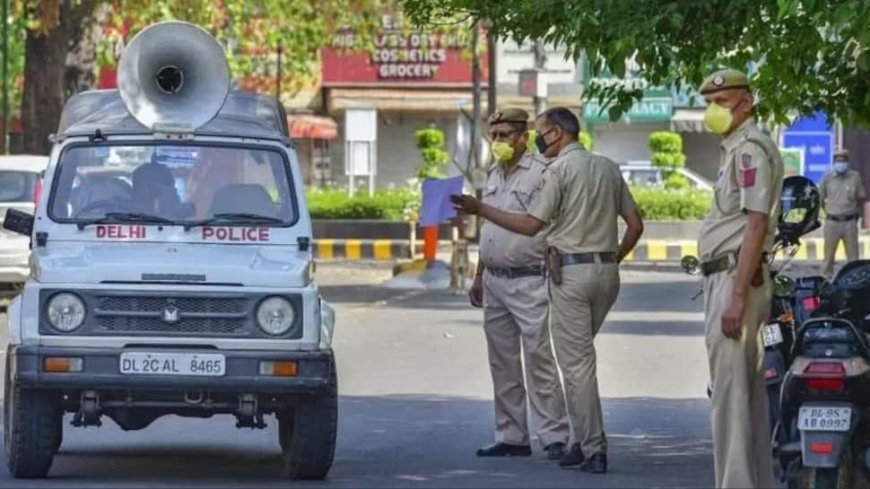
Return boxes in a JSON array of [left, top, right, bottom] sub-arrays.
[[776, 259, 870, 489]]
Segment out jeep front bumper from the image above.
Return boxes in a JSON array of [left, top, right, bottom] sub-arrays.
[[8, 345, 333, 394]]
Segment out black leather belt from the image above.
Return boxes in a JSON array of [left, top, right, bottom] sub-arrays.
[[560, 252, 617, 266], [486, 265, 545, 279], [827, 213, 859, 222], [700, 252, 769, 277]]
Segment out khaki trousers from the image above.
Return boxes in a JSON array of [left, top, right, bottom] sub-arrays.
[[483, 272, 570, 447], [548, 261, 619, 456], [822, 218, 859, 279], [703, 270, 775, 489]]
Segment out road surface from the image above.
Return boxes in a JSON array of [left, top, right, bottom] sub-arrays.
[[0, 263, 728, 488]]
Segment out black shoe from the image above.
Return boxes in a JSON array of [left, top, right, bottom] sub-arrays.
[[579, 452, 607, 473], [545, 442, 566, 460], [558, 443, 585, 467], [476, 442, 532, 457]]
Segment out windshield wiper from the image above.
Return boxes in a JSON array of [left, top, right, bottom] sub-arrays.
[[183, 213, 284, 231], [76, 212, 176, 230]]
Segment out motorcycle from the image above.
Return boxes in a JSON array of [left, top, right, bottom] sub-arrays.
[[776, 259, 870, 489]]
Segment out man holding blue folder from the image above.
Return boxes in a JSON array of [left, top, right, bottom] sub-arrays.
[[469, 108, 570, 461]]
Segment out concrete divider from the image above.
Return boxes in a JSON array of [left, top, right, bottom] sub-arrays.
[[312, 237, 870, 262]]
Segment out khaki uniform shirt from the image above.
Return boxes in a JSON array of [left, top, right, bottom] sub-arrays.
[[479, 152, 550, 268], [698, 118, 784, 261], [820, 169, 865, 217], [528, 143, 637, 253]]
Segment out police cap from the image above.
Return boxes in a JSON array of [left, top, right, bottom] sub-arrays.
[[834, 149, 849, 158], [699, 69, 750, 95], [488, 108, 530, 126]]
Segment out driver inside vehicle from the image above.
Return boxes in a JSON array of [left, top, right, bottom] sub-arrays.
[[131, 161, 191, 219]]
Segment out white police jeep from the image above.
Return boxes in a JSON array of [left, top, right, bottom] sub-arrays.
[[1, 21, 337, 480]]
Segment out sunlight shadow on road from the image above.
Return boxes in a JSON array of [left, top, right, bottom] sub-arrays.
[[0, 395, 713, 488]]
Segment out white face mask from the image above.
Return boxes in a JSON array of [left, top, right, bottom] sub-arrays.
[[834, 162, 849, 174]]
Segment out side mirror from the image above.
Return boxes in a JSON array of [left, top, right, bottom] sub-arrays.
[[681, 255, 700, 275], [772, 275, 795, 298], [3, 208, 34, 237]]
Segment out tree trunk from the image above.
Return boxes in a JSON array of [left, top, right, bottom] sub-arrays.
[[65, 2, 107, 99], [21, 0, 96, 155]]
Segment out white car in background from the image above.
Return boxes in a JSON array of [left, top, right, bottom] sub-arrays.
[[619, 161, 714, 191], [0, 154, 48, 298]]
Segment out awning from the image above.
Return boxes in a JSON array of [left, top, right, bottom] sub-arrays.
[[671, 109, 706, 133], [288, 114, 338, 140], [327, 88, 477, 115]]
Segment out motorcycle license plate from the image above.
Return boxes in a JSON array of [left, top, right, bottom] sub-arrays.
[[762, 323, 784, 347], [798, 406, 852, 432]]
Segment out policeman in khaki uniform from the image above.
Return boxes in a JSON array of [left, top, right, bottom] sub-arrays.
[[471, 108, 570, 461], [697, 68, 783, 489], [820, 149, 865, 279], [452, 107, 645, 473]]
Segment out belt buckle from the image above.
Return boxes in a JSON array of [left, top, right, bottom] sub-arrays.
[[726, 254, 737, 270]]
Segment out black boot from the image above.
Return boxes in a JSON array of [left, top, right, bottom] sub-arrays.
[[558, 443, 585, 467], [579, 452, 607, 473], [476, 442, 532, 457], [545, 442, 566, 460]]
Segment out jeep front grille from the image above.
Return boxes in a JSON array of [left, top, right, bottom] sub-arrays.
[[93, 295, 249, 337], [37, 289, 304, 339]]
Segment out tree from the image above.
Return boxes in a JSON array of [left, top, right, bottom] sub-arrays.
[[414, 126, 450, 179], [401, 0, 870, 128], [14, 0, 391, 154], [648, 131, 687, 190]]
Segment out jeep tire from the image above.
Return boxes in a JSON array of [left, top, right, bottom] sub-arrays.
[[4, 353, 62, 479], [279, 354, 338, 480]]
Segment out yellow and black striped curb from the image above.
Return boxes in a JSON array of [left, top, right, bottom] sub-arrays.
[[312, 238, 870, 262], [622, 238, 870, 262], [313, 239, 414, 261]]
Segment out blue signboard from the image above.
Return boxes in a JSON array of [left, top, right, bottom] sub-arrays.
[[781, 111, 834, 183]]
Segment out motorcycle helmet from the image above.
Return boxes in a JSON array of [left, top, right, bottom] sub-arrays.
[[778, 175, 821, 240]]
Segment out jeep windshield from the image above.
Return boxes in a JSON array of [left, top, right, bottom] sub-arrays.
[[49, 144, 297, 228]]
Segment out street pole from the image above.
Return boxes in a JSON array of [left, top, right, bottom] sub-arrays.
[[276, 40, 282, 103], [470, 21, 482, 187], [2, 0, 8, 154], [486, 25, 496, 117], [533, 40, 546, 115]]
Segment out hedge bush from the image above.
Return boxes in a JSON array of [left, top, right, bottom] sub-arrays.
[[305, 187, 419, 220], [305, 185, 712, 221], [630, 187, 712, 220]]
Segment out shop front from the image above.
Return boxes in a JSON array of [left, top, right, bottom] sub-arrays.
[[580, 57, 672, 162], [321, 14, 488, 190]]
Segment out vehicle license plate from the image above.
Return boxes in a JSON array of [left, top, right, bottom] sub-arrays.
[[798, 406, 852, 432], [762, 323, 784, 347], [120, 352, 225, 377]]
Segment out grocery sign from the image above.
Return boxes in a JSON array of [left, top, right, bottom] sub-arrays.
[[322, 14, 488, 86]]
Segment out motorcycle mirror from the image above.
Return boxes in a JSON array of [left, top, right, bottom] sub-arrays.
[[681, 255, 700, 275], [772, 275, 795, 298]]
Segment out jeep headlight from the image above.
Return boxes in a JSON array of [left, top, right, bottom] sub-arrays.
[[47, 293, 86, 332], [256, 296, 295, 335]]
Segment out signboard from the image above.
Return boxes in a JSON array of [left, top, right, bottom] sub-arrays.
[[583, 95, 672, 124], [582, 56, 672, 123], [322, 13, 487, 86], [519, 69, 547, 97], [671, 86, 707, 108], [781, 111, 834, 183], [780, 148, 804, 177]]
